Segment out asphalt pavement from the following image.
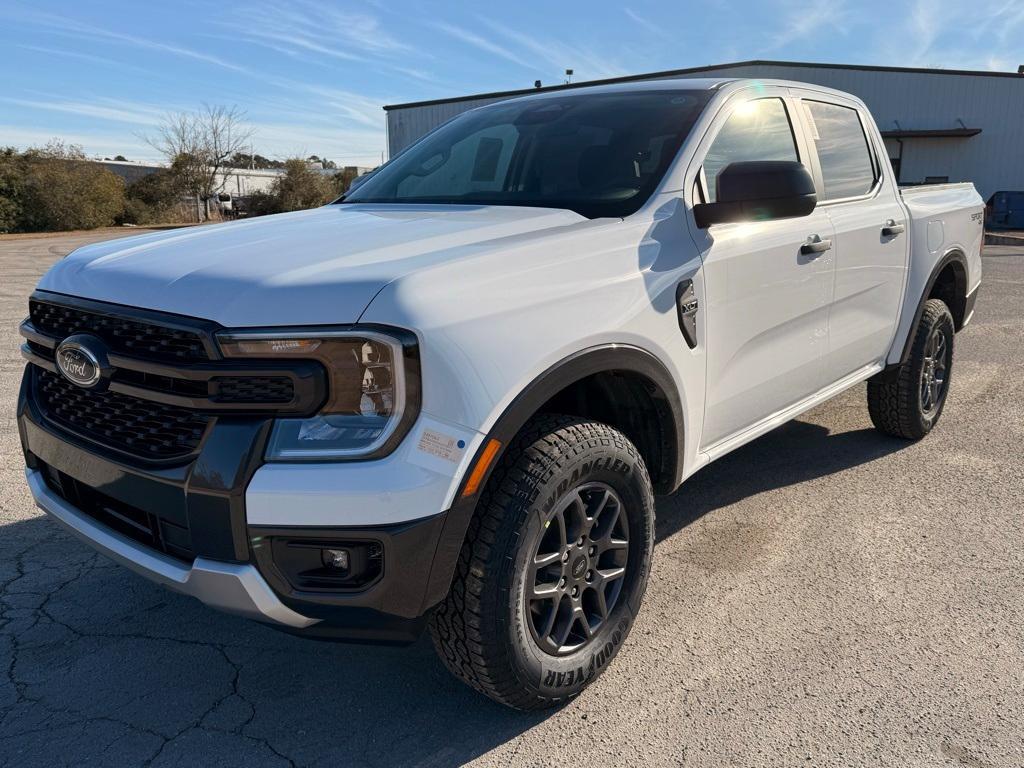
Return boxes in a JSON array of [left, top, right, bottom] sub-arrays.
[[1, 230, 1021, 767]]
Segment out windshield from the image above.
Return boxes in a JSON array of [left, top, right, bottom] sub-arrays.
[[343, 89, 712, 219]]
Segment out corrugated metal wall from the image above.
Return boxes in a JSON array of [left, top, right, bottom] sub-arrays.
[[386, 64, 1024, 199]]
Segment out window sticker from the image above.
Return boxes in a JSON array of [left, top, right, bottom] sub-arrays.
[[803, 104, 821, 140], [417, 428, 466, 463]]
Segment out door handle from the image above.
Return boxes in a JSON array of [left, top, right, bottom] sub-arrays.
[[800, 235, 832, 256], [882, 219, 906, 236]]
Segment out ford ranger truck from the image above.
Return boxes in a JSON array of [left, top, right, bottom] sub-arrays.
[[18, 78, 982, 709]]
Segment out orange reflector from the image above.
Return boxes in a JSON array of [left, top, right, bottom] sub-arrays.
[[461, 438, 502, 498]]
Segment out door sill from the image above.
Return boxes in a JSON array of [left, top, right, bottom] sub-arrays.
[[701, 362, 884, 463]]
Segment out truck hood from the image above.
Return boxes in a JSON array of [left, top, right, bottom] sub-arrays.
[[39, 204, 587, 327]]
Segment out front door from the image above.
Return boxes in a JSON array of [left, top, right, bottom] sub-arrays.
[[689, 93, 835, 450]]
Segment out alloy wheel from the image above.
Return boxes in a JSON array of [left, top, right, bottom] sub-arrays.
[[920, 325, 949, 414], [525, 483, 629, 656]]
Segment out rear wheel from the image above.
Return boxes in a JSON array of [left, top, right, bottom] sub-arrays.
[[867, 298, 955, 439], [429, 415, 655, 710]]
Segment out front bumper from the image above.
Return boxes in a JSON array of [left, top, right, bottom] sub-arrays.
[[17, 367, 472, 644], [25, 468, 316, 629]]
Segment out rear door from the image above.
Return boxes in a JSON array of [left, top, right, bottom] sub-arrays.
[[793, 93, 909, 383], [687, 90, 836, 450]]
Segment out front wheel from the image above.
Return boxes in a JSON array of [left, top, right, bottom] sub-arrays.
[[429, 415, 655, 710], [868, 298, 955, 439]]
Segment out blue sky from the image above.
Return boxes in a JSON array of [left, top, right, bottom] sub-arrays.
[[2, 0, 1022, 166]]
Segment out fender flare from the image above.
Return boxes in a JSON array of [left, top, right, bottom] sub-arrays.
[[896, 248, 968, 366], [421, 344, 686, 611]]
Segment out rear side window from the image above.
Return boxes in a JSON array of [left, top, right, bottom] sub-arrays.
[[803, 101, 877, 200], [702, 98, 798, 203]]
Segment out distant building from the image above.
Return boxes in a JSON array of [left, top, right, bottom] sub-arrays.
[[384, 59, 1024, 199], [94, 161, 374, 196], [96, 160, 286, 195]]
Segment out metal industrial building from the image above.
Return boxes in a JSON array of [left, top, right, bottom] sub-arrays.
[[383, 60, 1024, 199]]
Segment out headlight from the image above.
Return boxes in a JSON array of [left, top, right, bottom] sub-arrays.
[[217, 328, 419, 460]]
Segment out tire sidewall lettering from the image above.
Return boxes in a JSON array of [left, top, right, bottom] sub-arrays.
[[539, 616, 631, 691]]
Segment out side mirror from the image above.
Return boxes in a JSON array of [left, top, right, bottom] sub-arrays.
[[693, 160, 817, 228]]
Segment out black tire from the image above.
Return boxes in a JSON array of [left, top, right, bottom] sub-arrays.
[[429, 415, 655, 710], [867, 298, 955, 439]]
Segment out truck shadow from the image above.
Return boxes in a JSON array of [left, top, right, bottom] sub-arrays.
[[0, 415, 909, 766], [655, 417, 910, 543]]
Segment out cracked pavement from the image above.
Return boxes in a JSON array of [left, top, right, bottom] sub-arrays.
[[1, 230, 1022, 767]]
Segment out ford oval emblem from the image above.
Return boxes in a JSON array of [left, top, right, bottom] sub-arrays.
[[55, 336, 106, 389]]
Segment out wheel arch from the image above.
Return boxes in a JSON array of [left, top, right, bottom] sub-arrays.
[[897, 248, 969, 365], [421, 344, 686, 611]]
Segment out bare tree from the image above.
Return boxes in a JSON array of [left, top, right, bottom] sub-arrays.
[[144, 105, 253, 220]]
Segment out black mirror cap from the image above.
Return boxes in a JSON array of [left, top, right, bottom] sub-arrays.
[[693, 160, 817, 228]]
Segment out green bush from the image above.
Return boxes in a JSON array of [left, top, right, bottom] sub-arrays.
[[119, 168, 184, 225], [16, 143, 126, 232], [271, 159, 337, 212], [0, 148, 26, 233]]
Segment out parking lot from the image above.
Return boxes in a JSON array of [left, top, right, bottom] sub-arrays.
[[1, 230, 1021, 767]]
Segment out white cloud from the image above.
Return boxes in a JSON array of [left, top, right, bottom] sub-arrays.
[[762, 0, 851, 52], [0, 124, 157, 161], [623, 8, 675, 42], [430, 21, 533, 69], [12, 9, 251, 74], [478, 18, 628, 81], [1, 96, 169, 127]]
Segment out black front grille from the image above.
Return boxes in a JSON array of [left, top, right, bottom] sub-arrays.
[[36, 369, 209, 460], [212, 376, 295, 403], [42, 465, 195, 563], [30, 299, 209, 362]]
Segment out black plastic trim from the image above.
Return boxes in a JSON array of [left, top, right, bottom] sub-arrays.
[[963, 284, 979, 323], [31, 290, 223, 359], [418, 344, 687, 614], [249, 513, 448, 623], [895, 249, 969, 366], [20, 322, 327, 416], [19, 364, 272, 563]]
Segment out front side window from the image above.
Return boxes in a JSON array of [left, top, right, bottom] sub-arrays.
[[343, 89, 713, 219], [803, 101, 877, 201], [701, 98, 798, 203]]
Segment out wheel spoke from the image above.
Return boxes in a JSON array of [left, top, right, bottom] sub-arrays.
[[576, 611, 593, 640], [531, 582, 560, 599], [553, 610, 575, 648], [534, 550, 561, 568], [593, 584, 610, 619], [555, 510, 568, 551], [597, 566, 626, 585], [536, 596, 561, 641]]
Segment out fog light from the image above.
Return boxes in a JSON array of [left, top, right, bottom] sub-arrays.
[[322, 548, 350, 570]]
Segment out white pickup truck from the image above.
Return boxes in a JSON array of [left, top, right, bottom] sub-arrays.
[[18, 78, 982, 709]]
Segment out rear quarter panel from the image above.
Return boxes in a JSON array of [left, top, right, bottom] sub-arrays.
[[887, 183, 984, 365]]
